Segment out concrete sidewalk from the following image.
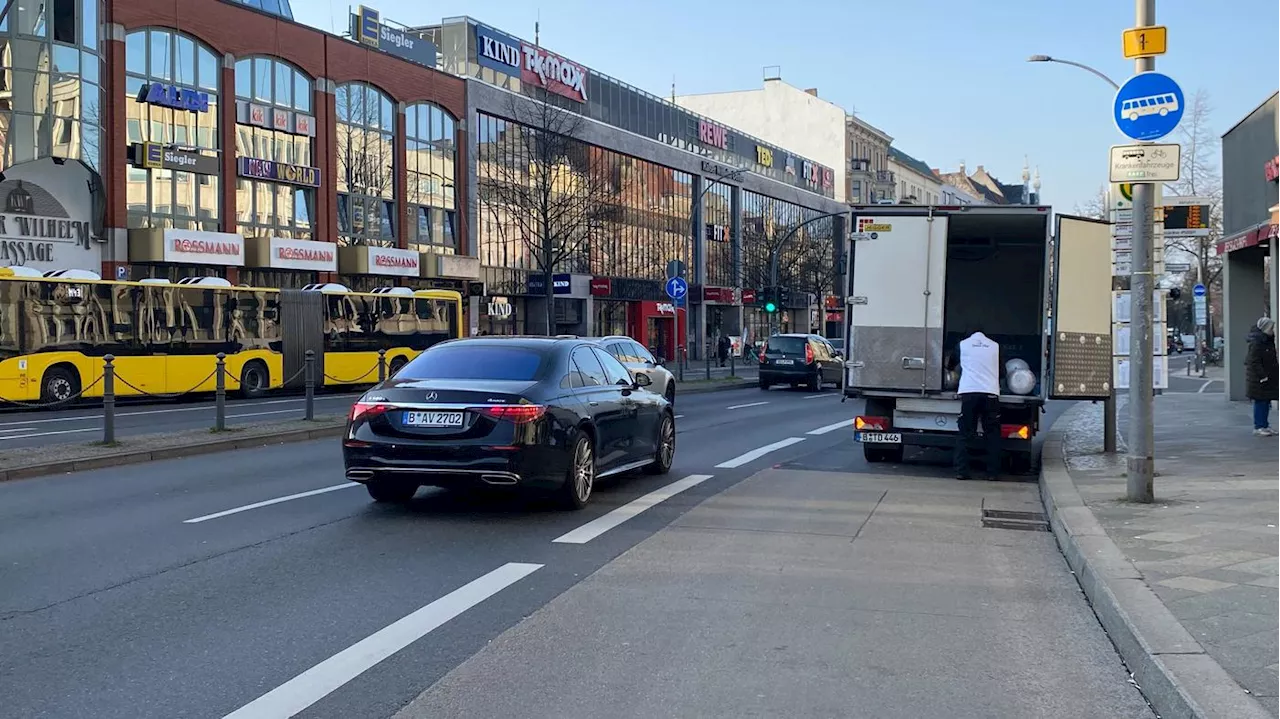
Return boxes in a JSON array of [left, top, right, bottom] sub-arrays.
[[1045, 395, 1277, 718], [396, 468, 1153, 719]]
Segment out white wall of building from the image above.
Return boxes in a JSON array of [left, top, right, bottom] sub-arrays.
[[940, 182, 984, 206], [889, 158, 942, 205], [675, 79, 847, 202]]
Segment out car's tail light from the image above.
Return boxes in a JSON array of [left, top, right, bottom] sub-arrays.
[[1001, 424, 1031, 439], [474, 405, 547, 424], [855, 416, 889, 431], [349, 401, 391, 423], [805, 343, 815, 364]]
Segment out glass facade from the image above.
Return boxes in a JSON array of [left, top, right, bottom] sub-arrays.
[[0, 0, 102, 172], [336, 81, 395, 246], [702, 182, 733, 288], [124, 28, 220, 230], [741, 188, 835, 337], [228, 0, 295, 20], [405, 102, 458, 254], [422, 17, 834, 198], [234, 56, 315, 242], [475, 111, 693, 288]]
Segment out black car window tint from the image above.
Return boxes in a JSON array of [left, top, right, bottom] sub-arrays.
[[571, 347, 608, 387], [398, 345, 544, 380], [592, 347, 633, 386], [765, 336, 806, 354]]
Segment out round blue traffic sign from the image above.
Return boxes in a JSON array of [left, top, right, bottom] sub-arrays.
[[1114, 71, 1184, 142], [664, 276, 688, 300], [1193, 283, 1206, 297]]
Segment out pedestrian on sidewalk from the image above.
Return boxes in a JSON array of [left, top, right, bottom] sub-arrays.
[[717, 334, 730, 367], [1245, 316, 1277, 436], [947, 328, 1001, 480]]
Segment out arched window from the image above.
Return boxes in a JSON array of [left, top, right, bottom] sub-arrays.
[[123, 27, 220, 230], [0, 0, 104, 171], [336, 81, 395, 246], [233, 56, 316, 241], [404, 102, 457, 253]]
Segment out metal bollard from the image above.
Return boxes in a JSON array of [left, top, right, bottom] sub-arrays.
[[102, 354, 116, 444], [676, 346, 684, 382], [1186, 358, 1192, 376], [705, 350, 712, 381], [304, 349, 316, 421], [214, 352, 226, 431], [377, 349, 387, 382], [729, 351, 736, 378]]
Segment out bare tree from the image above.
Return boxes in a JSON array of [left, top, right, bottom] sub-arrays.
[[476, 89, 616, 334], [336, 89, 396, 245], [1074, 184, 1109, 220], [1163, 89, 1224, 340]]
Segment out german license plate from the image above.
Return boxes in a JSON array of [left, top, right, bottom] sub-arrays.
[[856, 432, 902, 444], [403, 411, 464, 428], [775, 359, 795, 365]]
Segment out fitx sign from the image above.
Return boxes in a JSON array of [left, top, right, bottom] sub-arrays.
[[1109, 143, 1180, 183]]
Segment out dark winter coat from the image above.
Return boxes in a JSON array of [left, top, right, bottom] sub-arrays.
[[717, 336, 731, 359], [1244, 328, 1278, 401]]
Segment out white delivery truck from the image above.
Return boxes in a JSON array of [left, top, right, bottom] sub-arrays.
[[841, 205, 1114, 473]]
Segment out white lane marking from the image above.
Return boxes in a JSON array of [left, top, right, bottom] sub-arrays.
[[715, 437, 806, 468], [553, 474, 713, 545], [1198, 380, 1216, 393], [0, 393, 362, 429], [674, 414, 684, 419], [0, 426, 37, 433], [222, 562, 543, 719], [184, 484, 359, 524], [0, 427, 97, 441], [807, 418, 853, 435], [726, 401, 769, 410], [803, 394, 832, 399]]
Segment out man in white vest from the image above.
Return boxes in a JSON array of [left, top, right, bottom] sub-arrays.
[[946, 328, 1002, 480]]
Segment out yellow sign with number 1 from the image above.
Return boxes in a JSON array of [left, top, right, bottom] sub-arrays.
[[1123, 26, 1167, 59]]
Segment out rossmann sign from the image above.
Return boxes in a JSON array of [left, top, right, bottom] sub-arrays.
[[474, 23, 587, 104]]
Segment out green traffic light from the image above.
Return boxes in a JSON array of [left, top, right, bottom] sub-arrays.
[[764, 301, 777, 313]]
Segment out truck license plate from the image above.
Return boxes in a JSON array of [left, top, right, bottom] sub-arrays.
[[856, 432, 901, 444], [403, 411, 464, 427]]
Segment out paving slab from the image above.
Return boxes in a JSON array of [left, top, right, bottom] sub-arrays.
[[1047, 394, 1277, 718]]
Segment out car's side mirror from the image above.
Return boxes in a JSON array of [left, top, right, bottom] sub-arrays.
[[633, 372, 652, 387]]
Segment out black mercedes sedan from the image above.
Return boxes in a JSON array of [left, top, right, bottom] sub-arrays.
[[342, 336, 676, 509]]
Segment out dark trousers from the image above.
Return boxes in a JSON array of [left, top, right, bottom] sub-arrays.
[[955, 393, 1001, 477]]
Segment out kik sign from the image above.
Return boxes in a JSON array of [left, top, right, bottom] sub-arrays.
[[138, 83, 209, 113]]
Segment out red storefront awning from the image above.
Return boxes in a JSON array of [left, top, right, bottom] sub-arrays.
[[1217, 222, 1277, 255]]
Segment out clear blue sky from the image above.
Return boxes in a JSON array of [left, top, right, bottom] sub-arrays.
[[297, 0, 1278, 210]]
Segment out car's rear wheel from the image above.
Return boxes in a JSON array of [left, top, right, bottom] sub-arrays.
[[645, 413, 675, 475], [758, 377, 770, 390], [807, 369, 821, 391], [559, 434, 595, 509], [366, 478, 417, 503]]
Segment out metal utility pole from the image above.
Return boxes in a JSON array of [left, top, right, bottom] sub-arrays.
[[1126, 0, 1157, 502]]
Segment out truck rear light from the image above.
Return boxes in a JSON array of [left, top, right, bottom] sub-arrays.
[[805, 343, 814, 364], [855, 416, 889, 431], [474, 405, 546, 424], [1001, 424, 1031, 439], [349, 401, 391, 423]]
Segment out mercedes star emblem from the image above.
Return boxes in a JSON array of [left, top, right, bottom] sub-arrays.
[[425, 391, 438, 402]]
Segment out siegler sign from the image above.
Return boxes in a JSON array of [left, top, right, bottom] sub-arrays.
[[0, 158, 102, 273]]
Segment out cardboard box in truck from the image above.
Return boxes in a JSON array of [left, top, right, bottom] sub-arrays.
[[841, 205, 1113, 473]]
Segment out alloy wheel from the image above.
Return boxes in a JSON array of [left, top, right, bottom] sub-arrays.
[[573, 439, 594, 502], [659, 416, 675, 467]]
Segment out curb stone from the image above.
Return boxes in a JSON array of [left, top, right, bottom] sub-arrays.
[[0, 379, 760, 483], [1039, 416, 1271, 719]]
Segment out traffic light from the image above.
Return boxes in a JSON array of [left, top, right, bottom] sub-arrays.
[[762, 287, 778, 313], [777, 287, 792, 307]]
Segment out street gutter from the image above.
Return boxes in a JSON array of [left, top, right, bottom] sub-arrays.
[[1039, 419, 1271, 719], [0, 378, 757, 483]]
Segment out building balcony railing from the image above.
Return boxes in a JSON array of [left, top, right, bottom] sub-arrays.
[[874, 170, 895, 185]]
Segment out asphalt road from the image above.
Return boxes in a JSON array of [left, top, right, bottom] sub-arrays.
[[0, 363, 758, 450], [0, 387, 1150, 719]]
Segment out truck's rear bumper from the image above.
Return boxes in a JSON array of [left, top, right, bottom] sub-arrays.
[[857, 430, 1034, 452]]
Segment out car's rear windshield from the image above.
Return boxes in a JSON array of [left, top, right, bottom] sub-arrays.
[[765, 336, 807, 354], [399, 345, 545, 381]]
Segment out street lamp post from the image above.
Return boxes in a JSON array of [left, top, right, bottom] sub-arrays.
[[768, 210, 849, 336], [1026, 52, 1121, 456]]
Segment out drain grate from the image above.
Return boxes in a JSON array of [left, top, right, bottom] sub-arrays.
[[981, 507, 1050, 532]]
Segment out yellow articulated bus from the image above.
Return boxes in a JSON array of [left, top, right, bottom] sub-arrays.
[[0, 271, 463, 405]]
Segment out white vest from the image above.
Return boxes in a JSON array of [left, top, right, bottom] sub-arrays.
[[957, 332, 1000, 395]]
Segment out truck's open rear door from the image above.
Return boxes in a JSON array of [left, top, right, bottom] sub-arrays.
[[846, 211, 948, 393], [1048, 214, 1113, 400]]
